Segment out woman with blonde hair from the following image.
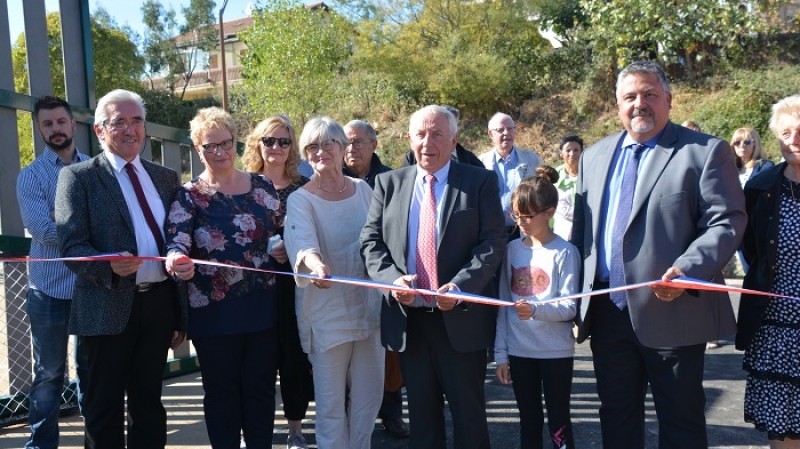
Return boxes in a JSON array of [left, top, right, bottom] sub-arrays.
[[242, 115, 313, 449], [165, 107, 286, 448], [732, 127, 774, 188]]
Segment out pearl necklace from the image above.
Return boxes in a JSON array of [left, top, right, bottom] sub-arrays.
[[317, 176, 348, 194]]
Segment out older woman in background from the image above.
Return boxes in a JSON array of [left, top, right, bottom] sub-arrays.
[[284, 117, 384, 449], [242, 115, 313, 449], [736, 94, 800, 448], [732, 127, 774, 187], [553, 135, 583, 240], [164, 107, 286, 448]]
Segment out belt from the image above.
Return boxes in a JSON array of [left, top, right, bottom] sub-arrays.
[[135, 281, 165, 293]]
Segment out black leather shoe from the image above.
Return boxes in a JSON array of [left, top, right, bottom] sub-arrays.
[[382, 417, 410, 439]]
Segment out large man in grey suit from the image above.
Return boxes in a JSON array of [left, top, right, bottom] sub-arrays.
[[572, 61, 746, 449], [361, 105, 506, 449], [56, 89, 188, 449]]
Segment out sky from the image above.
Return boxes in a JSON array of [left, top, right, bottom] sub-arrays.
[[6, 0, 258, 45]]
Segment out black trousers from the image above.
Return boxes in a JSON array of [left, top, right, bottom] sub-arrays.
[[400, 308, 490, 449], [276, 271, 313, 421], [83, 281, 176, 449], [193, 327, 278, 449], [508, 355, 575, 449], [588, 294, 707, 449]]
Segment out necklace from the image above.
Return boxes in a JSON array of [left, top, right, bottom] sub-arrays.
[[317, 176, 347, 194]]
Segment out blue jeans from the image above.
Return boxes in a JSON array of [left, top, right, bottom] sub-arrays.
[[25, 288, 87, 449]]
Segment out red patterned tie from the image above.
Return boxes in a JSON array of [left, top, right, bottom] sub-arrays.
[[416, 175, 439, 305]]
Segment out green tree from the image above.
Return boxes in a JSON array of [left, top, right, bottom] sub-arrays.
[[240, 0, 353, 124], [141, 0, 217, 99], [579, 0, 774, 78], [12, 9, 144, 166]]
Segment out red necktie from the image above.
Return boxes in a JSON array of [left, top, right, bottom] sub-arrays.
[[124, 163, 165, 251], [416, 175, 439, 304]]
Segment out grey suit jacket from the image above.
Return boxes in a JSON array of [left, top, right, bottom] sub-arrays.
[[571, 122, 746, 347], [56, 152, 189, 336], [360, 163, 506, 353]]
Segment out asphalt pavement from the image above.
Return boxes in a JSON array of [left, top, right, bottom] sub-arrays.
[[0, 279, 768, 448]]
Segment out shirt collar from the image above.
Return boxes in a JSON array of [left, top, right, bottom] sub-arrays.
[[620, 129, 664, 150], [494, 146, 517, 164], [43, 146, 84, 166], [415, 160, 451, 185], [105, 150, 143, 174]]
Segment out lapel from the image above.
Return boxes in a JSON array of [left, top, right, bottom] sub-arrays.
[[140, 159, 170, 212], [395, 168, 417, 271], [439, 162, 462, 249], [590, 133, 624, 241], [97, 152, 136, 237], [629, 122, 677, 221]]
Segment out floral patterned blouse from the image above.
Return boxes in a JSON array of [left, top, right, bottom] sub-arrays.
[[166, 173, 281, 309]]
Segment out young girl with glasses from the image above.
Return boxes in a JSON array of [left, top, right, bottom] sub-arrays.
[[495, 166, 580, 449]]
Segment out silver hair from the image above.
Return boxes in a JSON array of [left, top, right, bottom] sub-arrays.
[[344, 119, 377, 142], [616, 61, 671, 98], [488, 112, 514, 129], [769, 94, 800, 138], [298, 116, 349, 160], [409, 105, 457, 137], [94, 89, 146, 126]]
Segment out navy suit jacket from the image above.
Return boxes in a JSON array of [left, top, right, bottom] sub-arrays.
[[360, 163, 506, 353]]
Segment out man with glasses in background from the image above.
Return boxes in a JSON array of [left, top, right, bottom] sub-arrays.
[[56, 89, 188, 449], [479, 113, 543, 240]]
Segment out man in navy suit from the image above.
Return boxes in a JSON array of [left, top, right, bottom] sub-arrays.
[[361, 105, 506, 449], [56, 89, 188, 449], [571, 61, 746, 449]]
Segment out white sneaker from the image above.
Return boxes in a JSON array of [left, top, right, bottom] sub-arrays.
[[287, 433, 308, 449]]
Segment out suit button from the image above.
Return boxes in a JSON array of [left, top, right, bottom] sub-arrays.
[[770, 240, 775, 244]]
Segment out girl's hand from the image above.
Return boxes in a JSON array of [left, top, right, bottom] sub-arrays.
[[496, 363, 512, 384], [515, 300, 533, 320]]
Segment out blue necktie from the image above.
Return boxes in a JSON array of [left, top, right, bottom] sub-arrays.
[[609, 144, 645, 309]]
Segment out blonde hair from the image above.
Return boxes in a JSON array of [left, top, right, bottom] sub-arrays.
[[242, 115, 302, 183], [730, 127, 766, 168], [189, 107, 237, 147]]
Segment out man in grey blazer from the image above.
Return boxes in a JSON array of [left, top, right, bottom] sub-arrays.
[[479, 112, 543, 239], [361, 105, 506, 449], [56, 89, 188, 449], [571, 61, 746, 449]]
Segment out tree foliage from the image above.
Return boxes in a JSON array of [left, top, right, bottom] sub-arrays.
[[141, 0, 217, 99], [240, 0, 353, 124]]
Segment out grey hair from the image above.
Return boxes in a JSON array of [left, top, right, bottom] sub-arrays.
[[769, 94, 800, 138], [488, 112, 514, 129], [409, 105, 457, 137], [95, 89, 146, 126], [344, 120, 377, 142], [298, 116, 349, 160], [616, 61, 671, 98]]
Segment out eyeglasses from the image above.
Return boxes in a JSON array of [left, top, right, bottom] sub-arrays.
[[305, 140, 338, 154], [200, 139, 235, 153], [104, 118, 145, 131], [348, 139, 373, 150], [261, 136, 292, 149], [732, 139, 753, 146], [491, 126, 516, 134], [509, 211, 543, 223]]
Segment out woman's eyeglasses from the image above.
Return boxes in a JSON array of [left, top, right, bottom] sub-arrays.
[[200, 139, 235, 153], [261, 137, 292, 149], [732, 139, 753, 146]]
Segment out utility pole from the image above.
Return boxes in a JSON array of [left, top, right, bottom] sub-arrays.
[[219, 0, 229, 111]]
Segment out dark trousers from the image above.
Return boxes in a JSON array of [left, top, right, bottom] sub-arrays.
[[400, 308, 490, 449], [509, 355, 575, 449], [82, 282, 176, 449], [193, 327, 278, 449], [588, 294, 707, 449], [276, 273, 313, 421]]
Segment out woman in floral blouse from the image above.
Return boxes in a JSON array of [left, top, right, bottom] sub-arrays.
[[164, 107, 287, 449]]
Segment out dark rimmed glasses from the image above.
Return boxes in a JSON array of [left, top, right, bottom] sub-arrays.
[[732, 139, 753, 146], [200, 138, 235, 153], [261, 136, 292, 149]]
